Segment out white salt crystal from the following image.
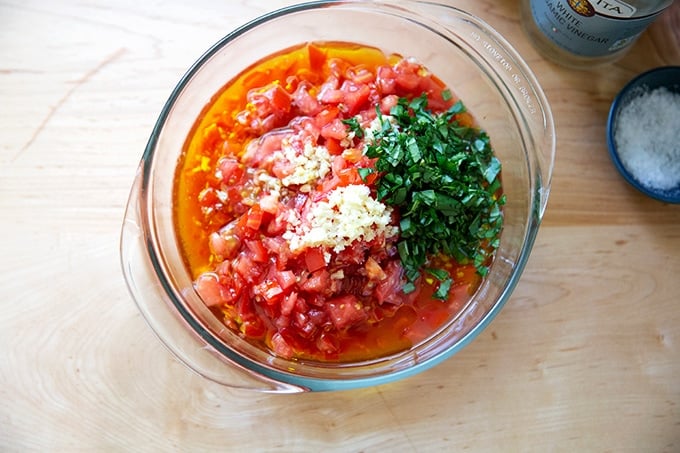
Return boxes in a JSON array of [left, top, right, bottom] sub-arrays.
[[614, 86, 680, 192]]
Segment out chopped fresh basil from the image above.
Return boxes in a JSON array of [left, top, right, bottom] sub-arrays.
[[341, 117, 364, 139], [363, 94, 504, 300]]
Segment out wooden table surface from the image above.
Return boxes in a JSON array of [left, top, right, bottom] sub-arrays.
[[2, 0, 679, 451]]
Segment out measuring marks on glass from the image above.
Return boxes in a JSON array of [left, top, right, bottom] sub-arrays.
[[470, 31, 537, 115]]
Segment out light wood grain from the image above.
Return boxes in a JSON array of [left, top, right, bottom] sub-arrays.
[[1, 0, 679, 451]]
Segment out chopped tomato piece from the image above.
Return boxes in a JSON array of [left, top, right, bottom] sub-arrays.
[[300, 269, 330, 292], [339, 80, 371, 115], [365, 256, 387, 280], [271, 332, 294, 358], [244, 239, 268, 263], [275, 270, 297, 290], [245, 205, 263, 231], [240, 318, 266, 339], [325, 137, 343, 155], [326, 295, 368, 330], [258, 194, 279, 214], [393, 60, 421, 91], [316, 332, 339, 354], [317, 75, 343, 103], [304, 247, 326, 273], [234, 253, 261, 282], [307, 43, 327, 71], [195, 273, 225, 307], [376, 65, 397, 94], [217, 157, 245, 184], [242, 130, 286, 166], [320, 118, 348, 140], [326, 57, 351, 78], [248, 82, 291, 115], [336, 167, 362, 187], [280, 291, 298, 316], [375, 260, 407, 305], [293, 82, 321, 116], [314, 107, 340, 128], [346, 65, 375, 84], [254, 279, 284, 305], [380, 94, 400, 114], [209, 231, 240, 261]]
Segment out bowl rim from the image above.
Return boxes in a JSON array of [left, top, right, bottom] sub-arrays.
[[606, 65, 680, 204]]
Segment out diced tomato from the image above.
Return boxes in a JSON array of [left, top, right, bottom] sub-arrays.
[[244, 239, 268, 263], [271, 332, 294, 358], [254, 279, 284, 305], [314, 107, 339, 128], [275, 270, 297, 291], [262, 235, 288, 255], [419, 75, 452, 112], [280, 291, 298, 316], [330, 154, 348, 175], [217, 157, 245, 184], [209, 231, 240, 261], [215, 263, 245, 302], [248, 82, 292, 115], [320, 118, 348, 140], [374, 260, 407, 305], [300, 269, 330, 293], [335, 244, 367, 265], [197, 187, 223, 212], [271, 156, 297, 179], [294, 315, 318, 340], [325, 137, 343, 155], [336, 167, 362, 187], [317, 175, 341, 194], [345, 65, 375, 84], [326, 295, 368, 330], [245, 205, 263, 231], [393, 60, 421, 92], [240, 318, 266, 338], [292, 117, 322, 143], [338, 80, 371, 115], [380, 94, 400, 115], [376, 65, 397, 94], [242, 130, 286, 166], [293, 82, 321, 116], [304, 247, 326, 273], [234, 252, 261, 282], [295, 296, 310, 314], [365, 256, 387, 281], [316, 331, 339, 354], [341, 147, 363, 163], [326, 57, 351, 78], [194, 273, 225, 307], [357, 108, 378, 124], [317, 76, 343, 103], [307, 43, 327, 72]]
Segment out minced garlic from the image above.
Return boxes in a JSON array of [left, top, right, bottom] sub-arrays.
[[284, 184, 398, 253]]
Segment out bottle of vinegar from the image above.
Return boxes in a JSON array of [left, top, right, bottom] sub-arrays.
[[521, 0, 674, 69]]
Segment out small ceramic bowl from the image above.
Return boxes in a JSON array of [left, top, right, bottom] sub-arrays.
[[607, 66, 680, 204]]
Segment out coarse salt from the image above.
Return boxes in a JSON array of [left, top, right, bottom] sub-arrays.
[[614, 86, 680, 192]]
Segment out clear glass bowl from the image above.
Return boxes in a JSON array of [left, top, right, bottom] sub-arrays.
[[120, 0, 555, 393]]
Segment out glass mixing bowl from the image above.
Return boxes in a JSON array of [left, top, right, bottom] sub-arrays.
[[120, 0, 555, 393]]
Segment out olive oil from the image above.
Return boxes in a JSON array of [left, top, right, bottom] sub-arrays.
[[521, 0, 674, 69]]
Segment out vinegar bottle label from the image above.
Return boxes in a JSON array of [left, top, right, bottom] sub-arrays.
[[529, 0, 665, 57]]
